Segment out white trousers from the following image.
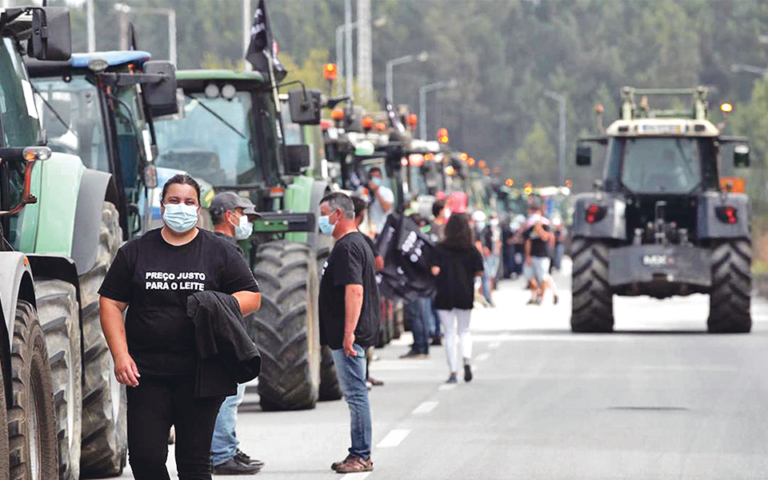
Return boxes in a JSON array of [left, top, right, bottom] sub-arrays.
[[437, 309, 472, 374]]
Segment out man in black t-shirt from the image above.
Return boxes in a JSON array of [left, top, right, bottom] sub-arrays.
[[318, 192, 379, 474], [208, 192, 263, 475], [522, 203, 552, 305]]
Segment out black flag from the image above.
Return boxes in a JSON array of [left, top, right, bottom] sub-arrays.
[[245, 0, 287, 82]]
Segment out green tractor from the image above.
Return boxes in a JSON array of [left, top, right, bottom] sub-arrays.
[[0, 5, 137, 479], [154, 71, 338, 410], [24, 48, 178, 477]]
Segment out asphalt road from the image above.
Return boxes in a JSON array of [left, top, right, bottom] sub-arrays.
[[104, 262, 768, 479]]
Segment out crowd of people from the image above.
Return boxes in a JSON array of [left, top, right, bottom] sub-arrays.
[[96, 172, 567, 478]]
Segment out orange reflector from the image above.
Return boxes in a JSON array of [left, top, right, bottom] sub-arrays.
[[720, 177, 745, 193], [270, 187, 285, 197]]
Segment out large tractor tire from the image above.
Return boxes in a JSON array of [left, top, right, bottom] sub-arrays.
[[36, 279, 82, 480], [79, 202, 127, 478], [315, 247, 342, 402], [570, 238, 614, 333], [250, 241, 321, 411], [708, 239, 752, 333], [0, 322, 9, 479], [10, 300, 58, 480]]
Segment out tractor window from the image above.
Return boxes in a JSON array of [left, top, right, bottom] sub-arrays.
[[113, 86, 149, 196], [155, 91, 261, 187], [0, 38, 39, 147], [618, 138, 702, 194], [32, 76, 110, 173]]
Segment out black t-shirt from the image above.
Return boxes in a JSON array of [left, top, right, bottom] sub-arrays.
[[319, 232, 380, 349], [98, 228, 259, 377], [523, 223, 552, 258], [433, 244, 484, 310]]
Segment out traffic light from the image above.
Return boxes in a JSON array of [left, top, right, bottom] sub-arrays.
[[437, 128, 449, 144], [324, 63, 338, 81]]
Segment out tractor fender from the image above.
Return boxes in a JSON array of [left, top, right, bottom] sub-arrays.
[[696, 192, 751, 240], [571, 193, 626, 241], [0, 253, 36, 407], [72, 168, 120, 276]]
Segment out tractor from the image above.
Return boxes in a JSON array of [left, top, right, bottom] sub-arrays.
[[572, 87, 752, 333]]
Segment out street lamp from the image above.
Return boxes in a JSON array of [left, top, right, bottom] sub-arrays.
[[114, 3, 177, 66], [419, 79, 458, 141], [544, 90, 566, 186], [335, 16, 388, 97], [386, 51, 429, 104], [730, 63, 768, 77]]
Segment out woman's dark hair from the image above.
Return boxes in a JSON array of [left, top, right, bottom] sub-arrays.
[[431, 199, 446, 218], [351, 196, 368, 218], [441, 213, 474, 249], [161, 174, 201, 204]]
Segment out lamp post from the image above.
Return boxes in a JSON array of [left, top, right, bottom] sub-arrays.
[[544, 90, 566, 186], [730, 63, 768, 77], [114, 3, 177, 66], [419, 79, 457, 140], [386, 51, 429, 104], [336, 22, 357, 96]]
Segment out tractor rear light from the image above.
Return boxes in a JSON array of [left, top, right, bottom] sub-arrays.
[[585, 204, 607, 224], [716, 206, 738, 224], [269, 187, 285, 198]]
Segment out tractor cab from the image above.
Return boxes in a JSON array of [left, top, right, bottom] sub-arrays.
[[27, 50, 177, 237]]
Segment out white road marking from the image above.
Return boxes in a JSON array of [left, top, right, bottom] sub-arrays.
[[412, 401, 439, 414], [377, 429, 410, 448], [438, 384, 457, 391], [476, 352, 491, 362], [342, 473, 371, 480], [489, 341, 501, 349]]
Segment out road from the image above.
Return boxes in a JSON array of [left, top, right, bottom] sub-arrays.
[[104, 262, 768, 479]]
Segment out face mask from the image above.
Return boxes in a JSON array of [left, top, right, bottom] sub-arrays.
[[476, 221, 486, 231], [371, 177, 382, 187], [318, 214, 336, 235], [490, 219, 499, 227], [232, 214, 253, 240], [163, 203, 199, 233]]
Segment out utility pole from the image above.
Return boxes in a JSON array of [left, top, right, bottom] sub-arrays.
[[419, 80, 456, 140], [117, 6, 129, 51], [545, 90, 567, 186], [357, 0, 372, 96], [243, 0, 252, 71], [344, 0, 354, 99], [86, 0, 95, 52]]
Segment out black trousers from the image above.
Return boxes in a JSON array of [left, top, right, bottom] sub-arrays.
[[127, 376, 224, 480]]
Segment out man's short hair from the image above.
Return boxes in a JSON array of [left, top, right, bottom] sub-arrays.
[[351, 196, 368, 218], [320, 192, 355, 220], [431, 199, 446, 218], [369, 166, 382, 176]]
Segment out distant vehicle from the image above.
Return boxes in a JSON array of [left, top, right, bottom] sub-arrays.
[[571, 87, 751, 333]]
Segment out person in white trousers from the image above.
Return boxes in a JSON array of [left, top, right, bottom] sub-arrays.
[[431, 213, 485, 383]]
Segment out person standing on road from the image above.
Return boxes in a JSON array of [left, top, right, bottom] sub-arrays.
[[523, 202, 553, 305], [431, 213, 484, 383], [208, 192, 264, 476], [367, 167, 394, 234], [318, 192, 380, 474], [98, 174, 262, 480]]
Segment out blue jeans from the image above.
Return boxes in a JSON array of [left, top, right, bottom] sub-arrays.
[[428, 298, 441, 338], [331, 344, 372, 460], [408, 299, 430, 354], [210, 383, 246, 466]]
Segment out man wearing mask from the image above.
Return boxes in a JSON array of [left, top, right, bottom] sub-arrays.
[[318, 192, 380, 474], [209, 192, 263, 475], [367, 167, 394, 234]]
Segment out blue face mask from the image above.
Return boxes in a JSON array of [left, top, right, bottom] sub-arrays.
[[318, 214, 336, 236], [163, 203, 199, 233], [232, 214, 253, 241], [371, 177, 383, 187]]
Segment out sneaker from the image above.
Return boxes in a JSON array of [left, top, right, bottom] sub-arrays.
[[430, 337, 443, 346], [335, 457, 373, 474], [213, 457, 261, 475], [331, 455, 354, 471], [399, 350, 428, 359], [367, 377, 384, 387], [235, 450, 264, 468], [553, 294, 559, 305], [464, 364, 473, 382], [446, 375, 458, 384]]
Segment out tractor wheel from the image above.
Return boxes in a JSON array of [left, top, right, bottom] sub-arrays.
[[0, 330, 8, 480], [570, 238, 614, 333], [315, 247, 342, 402], [708, 240, 752, 333], [36, 279, 82, 480], [9, 300, 58, 480], [249, 241, 321, 411], [79, 202, 127, 478]]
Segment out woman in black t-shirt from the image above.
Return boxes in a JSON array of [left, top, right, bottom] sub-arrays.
[[431, 213, 484, 384], [98, 174, 261, 480]]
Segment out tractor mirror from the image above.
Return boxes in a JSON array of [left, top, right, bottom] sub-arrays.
[[284, 144, 311, 174], [143, 61, 179, 118], [576, 145, 592, 166], [29, 8, 72, 61], [288, 89, 322, 125], [734, 144, 750, 168]]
